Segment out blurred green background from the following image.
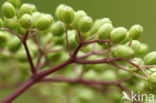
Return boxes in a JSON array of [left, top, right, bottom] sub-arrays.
[[0, 0, 156, 103]]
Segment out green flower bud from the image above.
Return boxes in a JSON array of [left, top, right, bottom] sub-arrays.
[[75, 31, 90, 42], [72, 10, 87, 27], [59, 6, 75, 24], [110, 27, 127, 44], [19, 3, 36, 16], [0, 18, 4, 28], [7, 36, 21, 52], [55, 4, 66, 19], [2, 2, 16, 18], [0, 31, 8, 47], [118, 69, 130, 78], [16, 49, 27, 62], [129, 24, 143, 40], [36, 15, 53, 30], [4, 17, 18, 29], [90, 18, 112, 34], [77, 16, 93, 33], [83, 70, 97, 80], [149, 72, 156, 83], [47, 52, 62, 61], [53, 35, 65, 45], [100, 70, 117, 81], [8, 0, 20, 8], [65, 30, 77, 50], [51, 21, 64, 36], [136, 43, 148, 55], [111, 45, 134, 58], [120, 33, 130, 44], [17, 25, 26, 35], [97, 23, 113, 39], [20, 14, 32, 28], [129, 40, 141, 54], [32, 12, 42, 27], [144, 51, 156, 65], [44, 14, 53, 24]]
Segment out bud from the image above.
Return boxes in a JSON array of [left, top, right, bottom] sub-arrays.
[[17, 25, 26, 35], [91, 18, 112, 34], [4, 17, 18, 29], [100, 70, 117, 81], [66, 30, 78, 50], [53, 35, 65, 45], [36, 15, 53, 30], [7, 36, 21, 52], [120, 33, 130, 44], [136, 43, 148, 55], [110, 27, 127, 44], [20, 14, 32, 28], [72, 10, 87, 27], [0, 18, 3, 28], [129, 40, 141, 54], [32, 12, 42, 27], [129, 24, 143, 40], [149, 72, 156, 83], [59, 6, 75, 24], [55, 4, 66, 19], [8, 0, 20, 8], [77, 16, 93, 33], [16, 49, 27, 62], [19, 3, 36, 16], [2, 2, 16, 18], [97, 23, 113, 39], [144, 51, 156, 65], [111, 45, 134, 58], [51, 21, 64, 36], [0, 31, 8, 48]]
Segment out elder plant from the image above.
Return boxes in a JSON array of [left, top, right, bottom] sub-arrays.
[[0, 0, 156, 103]]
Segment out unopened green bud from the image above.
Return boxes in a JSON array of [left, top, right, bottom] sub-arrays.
[[7, 36, 21, 52], [144, 51, 156, 65], [8, 0, 20, 8], [83, 70, 97, 80], [129, 40, 141, 54], [77, 16, 93, 33], [120, 33, 130, 44], [51, 21, 64, 36], [129, 24, 143, 40], [59, 6, 75, 24], [0, 32, 8, 48], [0, 18, 3, 28], [97, 23, 113, 39], [36, 15, 53, 30], [100, 70, 117, 81], [32, 12, 42, 27], [72, 10, 87, 27], [17, 25, 26, 35], [19, 3, 36, 16], [90, 18, 112, 34], [20, 14, 32, 28], [110, 27, 127, 44], [136, 43, 148, 55], [53, 35, 65, 45], [111, 45, 134, 58], [16, 49, 27, 62], [2, 2, 16, 18], [4, 17, 18, 29], [149, 72, 156, 83], [66, 30, 77, 50], [55, 4, 66, 19]]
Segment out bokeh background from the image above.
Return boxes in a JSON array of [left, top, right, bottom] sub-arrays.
[[0, 0, 156, 103]]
